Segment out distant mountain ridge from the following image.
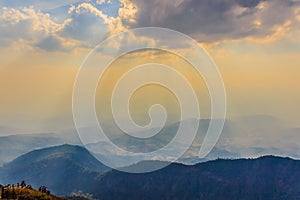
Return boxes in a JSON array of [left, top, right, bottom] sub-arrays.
[[0, 132, 81, 166], [0, 144, 299, 199], [1, 115, 299, 167]]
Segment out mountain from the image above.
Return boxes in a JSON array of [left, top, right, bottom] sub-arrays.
[[85, 115, 300, 167], [0, 132, 81, 166], [1, 144, 299, 199], [0, 144, 109, 196], [89, 156, 300, 200], [0, 133, 61, 166], [86, 118, 240, 167], [1, 115, 299, 167]]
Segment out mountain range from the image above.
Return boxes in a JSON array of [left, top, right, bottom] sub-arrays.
[[0, 144, 299, 199], [1, 115, 299, 168]]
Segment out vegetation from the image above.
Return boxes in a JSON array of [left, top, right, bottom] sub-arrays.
[[90, 156, 300, 200], [0, 184, 64, 200]]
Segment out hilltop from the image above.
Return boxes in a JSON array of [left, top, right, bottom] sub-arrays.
[[0, 184, 64, 200]]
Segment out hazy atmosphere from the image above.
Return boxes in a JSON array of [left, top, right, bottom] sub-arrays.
[[1, 0, 300, 158]]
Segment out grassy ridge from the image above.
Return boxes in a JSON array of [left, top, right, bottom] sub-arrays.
[[1, 186, 64, 200]]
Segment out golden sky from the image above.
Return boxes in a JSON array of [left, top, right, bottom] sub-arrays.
[[0, 0, 300, 133]]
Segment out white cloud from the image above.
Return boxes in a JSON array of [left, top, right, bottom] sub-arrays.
[[96, 0, 106, 5], [0, 7, 61, 46], [0, 3, 118, 51], [59, 3, 111, 46], [0, 6, 78, 51]]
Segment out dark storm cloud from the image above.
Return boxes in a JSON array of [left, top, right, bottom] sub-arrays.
[[127, 0, 299, 42], [236, 0, 265, 8]]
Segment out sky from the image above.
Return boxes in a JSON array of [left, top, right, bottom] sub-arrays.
[[0, 0, 300, 134]]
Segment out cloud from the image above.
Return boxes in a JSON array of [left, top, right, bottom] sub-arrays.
[[236, 0, 265, 8], [0, 7, 61, 46], [0, 0, 91, 12], [125, 0, 300, 43], [0, 3, 118, 51], [119, 0, 137, 24], [1, 0, 299, 51], [96, 0, 106, 5], [35, 35, 73, 52], [59, 3, 111, 46]]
